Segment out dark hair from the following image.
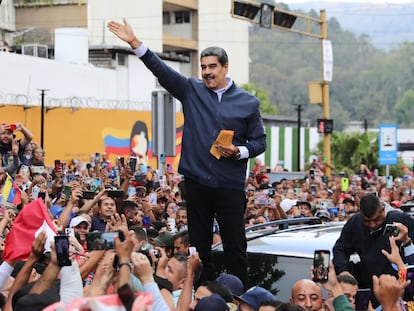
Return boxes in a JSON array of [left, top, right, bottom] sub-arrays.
[[337, 274, 358, 287], [360, 193, 381, 218], [197, 280, 233, 303], [174, 230, 190, 246], [276, 302, 305, 311], [120, 200, 138, 214], [200, 46, 228, 66], [129, 121, 149, 156]]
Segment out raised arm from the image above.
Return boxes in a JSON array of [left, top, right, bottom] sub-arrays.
[[107, 18, 142, 49]]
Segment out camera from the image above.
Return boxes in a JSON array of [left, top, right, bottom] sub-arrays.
[[383, 224, 400, 237], [138, 242, 161, 264]]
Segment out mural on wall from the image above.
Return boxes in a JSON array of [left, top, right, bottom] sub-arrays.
[[102, 120, 183, 170]]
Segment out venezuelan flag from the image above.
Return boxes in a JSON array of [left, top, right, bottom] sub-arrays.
[[102, 128, 131, 156], [2, 174, 21, 205]]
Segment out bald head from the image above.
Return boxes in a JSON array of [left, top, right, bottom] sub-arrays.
[[290, 279, 324, 311]]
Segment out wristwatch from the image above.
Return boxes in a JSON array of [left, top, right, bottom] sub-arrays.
[[234, 149, 241, 160], [118, 261, 133, 271]]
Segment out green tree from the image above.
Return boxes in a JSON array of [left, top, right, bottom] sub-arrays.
[[394, 90, 414, 126], [241, 83, 279, 115]]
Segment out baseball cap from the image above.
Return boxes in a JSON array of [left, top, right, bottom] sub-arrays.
[[280, 199, 297, 213], [343, 198, 355, 205], [235, 286, 275, 310], [194, 294, 229, 311], [315, 210, 331, 221], [154, 231, 174, 248], [216, 273, 244, 297], [69, 216, 89, 228], [298, 201, 312, 210]]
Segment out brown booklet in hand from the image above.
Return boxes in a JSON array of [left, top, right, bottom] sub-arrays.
[[210, 130, 234, 159]]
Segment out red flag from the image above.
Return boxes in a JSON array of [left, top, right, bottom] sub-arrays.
[[2, 198, 58, 262]]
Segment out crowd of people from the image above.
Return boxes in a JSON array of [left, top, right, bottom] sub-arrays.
[[1, 118, 414, 310], [0, 15, 413, 311]]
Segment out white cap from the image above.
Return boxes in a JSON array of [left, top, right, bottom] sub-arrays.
[[280, 199, 298, 212], [69, 216, 89, 228]]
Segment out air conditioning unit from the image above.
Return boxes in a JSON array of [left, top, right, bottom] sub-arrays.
[[22, 44, 48, 58]]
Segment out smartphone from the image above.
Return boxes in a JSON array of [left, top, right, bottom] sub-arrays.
[[55, 235, 71, 266], [189, 246, 197, 256], [64, 185, 72, 201], [118, 157, 125, 168], [67, 174, 76, 183], [82, 190, 95, 200], [54, 160, 61, 173], [107, 190, 124, 198], [135, 174, 144, 183], [32, 186, 40, 199], [128, 186, 136, 197], [136, 186, 146, 199], [8, 124, 17, 131], [38, 191, 46, 201], [310, 169, 315, 179], [386, 176, 394, 189], [129, 156, 137, 173], [95, 152, 100, 163], [312, 249, 330, 283], [310, 185, 316, 197], [383, 224, 400, 237], [86, 231, 119, 251], [148, 192, 157, 204], [341, 177, 349, 192], [65, 228, 74, 236]]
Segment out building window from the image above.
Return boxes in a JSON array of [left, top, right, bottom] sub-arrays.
[[163, 12, 171, 24], [175, 11, 190, 24]]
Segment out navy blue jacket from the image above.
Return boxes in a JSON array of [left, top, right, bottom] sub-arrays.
[[333, 210, 414, 289], [140, 49, 266, 191]]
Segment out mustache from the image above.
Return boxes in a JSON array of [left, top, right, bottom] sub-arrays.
[[203, 74, 214, 79]]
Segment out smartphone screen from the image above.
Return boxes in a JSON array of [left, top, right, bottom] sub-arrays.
[[341, 178, 349, 192], [86, 231, 118, 251], [129, 157, 137, 173], [55, 235, 71, 266], [118, 157, 125, 168], [386, 176, 394, 189], [54, 160, 61, 173], [312, 249, 330, 283], [136, 186, 146, 199]]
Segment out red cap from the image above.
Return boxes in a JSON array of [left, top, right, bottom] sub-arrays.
[[338, 193, 351, 199], [391, 201, 402, 208]]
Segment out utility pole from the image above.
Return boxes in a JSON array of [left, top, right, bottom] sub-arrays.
[[38, 89, 48, 149], [296, 104, 303, 171]]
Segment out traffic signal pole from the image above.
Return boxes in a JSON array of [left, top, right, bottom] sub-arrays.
[[320, 10, 332, 177], [231, 1, 332, 175]]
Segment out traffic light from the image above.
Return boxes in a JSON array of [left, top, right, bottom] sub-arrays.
[[273, 10, 297, 29], [317, 119, 333, 134], [260, 3, 274, 29], [232, 1, 260, 20]]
